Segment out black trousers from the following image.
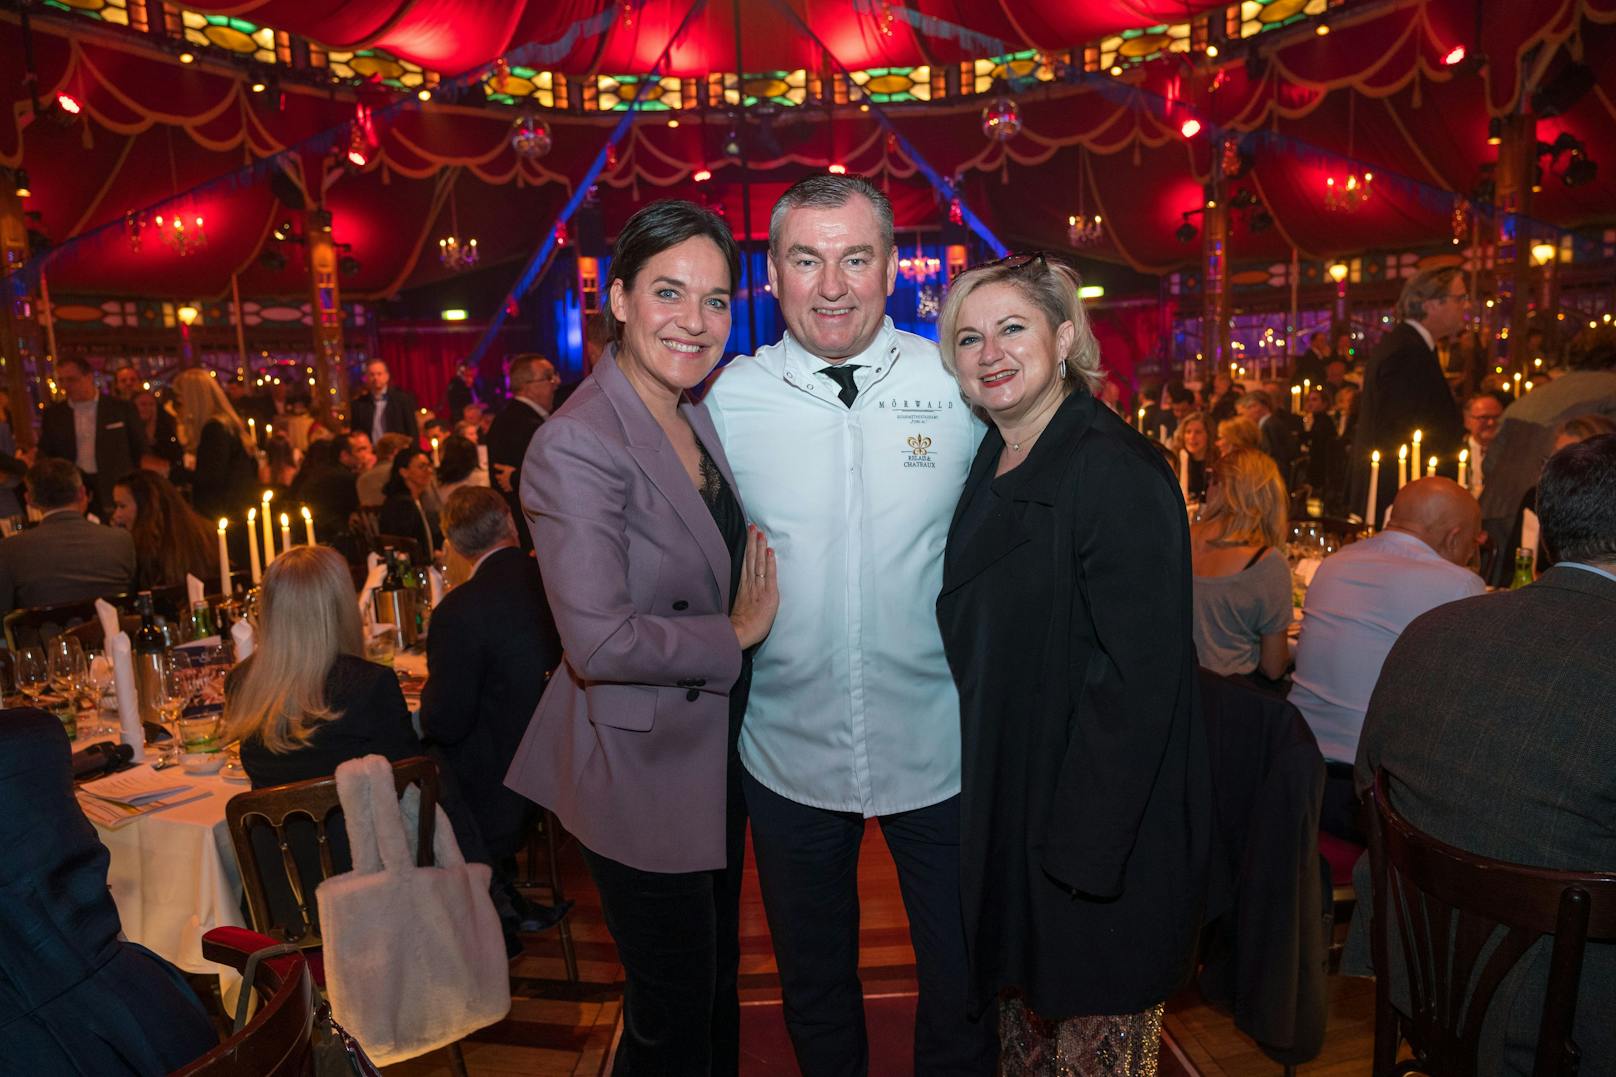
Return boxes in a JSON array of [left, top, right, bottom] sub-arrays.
[[742, 770, 998, 1077], [582, 754, 747, 1077]]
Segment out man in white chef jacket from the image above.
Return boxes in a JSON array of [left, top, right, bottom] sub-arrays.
[[707, 175, 993, 1075]]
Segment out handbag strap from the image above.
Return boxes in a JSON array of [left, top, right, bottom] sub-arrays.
[[361, 755, 416, 874], [333, 756, 383, 875]]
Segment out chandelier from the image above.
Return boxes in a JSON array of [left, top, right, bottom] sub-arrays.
[[1324, 171, 1373, 211], [510, 114, 553, 160], [1068, 214, 1104, 246], [438, 187, 478, 271], [153, 212, 207, 256], [897, 238, 941, 283], [981, 92, 1022, 143]]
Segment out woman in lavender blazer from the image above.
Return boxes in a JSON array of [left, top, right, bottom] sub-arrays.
[[504, 200, 778, 1075]]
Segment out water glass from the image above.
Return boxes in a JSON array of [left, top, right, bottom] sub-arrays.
[[15, 646, 49, 702], [179, 713, 223, 754], [364, 626, 398, 669]]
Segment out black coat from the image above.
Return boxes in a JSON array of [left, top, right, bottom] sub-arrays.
[[1348, 323, 1463, 521], [0, 709, 216, 1074], [350, 388, 420, 440], [189, 418, 258, 520], [936, 388, 1213, 1019], [378, 493, 440, 560], [1259, 413, 1301, 484], [145, 407, 184, 467], [484, 399, 545, 552], [445, 378, 479, 424], [420, 547, 560, 859], [39, 394, 146, 513]]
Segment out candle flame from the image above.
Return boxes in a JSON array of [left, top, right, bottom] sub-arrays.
[[279, 512, 290, 526], [1398, 444, 1408, 459], [301, 505, 313, 521], [1371, 450, 1381, 462], [1459, 448, 1469, 463], [218, 517, 229, 531], [248, 507, 257, 522], [262, 490, 274, 503]]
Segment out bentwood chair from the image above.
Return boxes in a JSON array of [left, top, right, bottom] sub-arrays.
[[224, 756, 470, 1077], [171, 928, 318, 1077], [1367, 769, 1616, 1076]]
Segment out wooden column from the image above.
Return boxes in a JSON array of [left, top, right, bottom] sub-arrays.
[[0, 187, 38, 449], [1492, 113, 1536, 371], [1202, 194, 1231, 377], [305, 208, 348, 416]]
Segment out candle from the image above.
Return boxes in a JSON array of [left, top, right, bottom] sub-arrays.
[[1303, 378, 1311, 397], [280, 511, 292, 555], [431, 436, 441, 467], [1290, 385, 1301, 411], [1426, 454, 1438, 478], [1178, 449, 1191, 505], [265, 423, 273, 443], [302, 505, 316, 546], [246, 507, 262, 585], [247, 417, 256, 445], [217, 518, 231, 598], [1513, 371, 1522, 395], [1397, 443, 1409, 488], [1411, 428, 1423, 465], [1366, 450, 1381, 532], [261, 491, 275, 563], [1458, 448, 1470, 489], [1136, 407, 1146, 433]]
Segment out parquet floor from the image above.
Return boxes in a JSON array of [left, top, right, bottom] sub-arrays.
[[385, 822, 1377, 1076]]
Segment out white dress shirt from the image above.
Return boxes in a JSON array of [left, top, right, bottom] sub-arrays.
[[1405, 318, 1436, 352], [71, 395, 99, 473], [1288, 529, 1485, 764], [706, 317, 984, 816]]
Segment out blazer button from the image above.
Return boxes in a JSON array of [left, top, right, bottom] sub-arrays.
[[672, 600, 689, 611], [685, 689, 700, 702]]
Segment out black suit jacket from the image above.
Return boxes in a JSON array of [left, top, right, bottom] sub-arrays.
[[145, 407, 184, 467], [936, 388, 1212, 1018], [420, 547, 560, 859], [349, 388, 420, 440], [445, 378, 479, 424], [484, 400, 545, 552], [0, 710, 216, 1074], [1348, 323, 1463, 521], [1259, 413, 1301, 484], [0, 511, 137, 615], [38, 395, 146, 512], [1356, 566, 1616, 1073]]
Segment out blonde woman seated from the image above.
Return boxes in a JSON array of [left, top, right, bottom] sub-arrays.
[[1169, 410, 1216, 502], [1191, 448, 1293, 688], [1215, 415, 1261, 456]]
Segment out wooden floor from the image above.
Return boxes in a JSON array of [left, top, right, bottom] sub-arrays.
[[385, 822, 1378, 1076]]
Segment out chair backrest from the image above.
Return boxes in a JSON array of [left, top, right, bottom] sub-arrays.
[[225, 756, 441, 950], [373, 532, 424, 565], [63, 612, 144, 652], [1368, 769, 1616, 1077], [171, 928, 316, 1076], [4, 597, 128, 651]]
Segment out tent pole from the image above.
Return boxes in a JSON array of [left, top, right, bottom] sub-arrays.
[[732, 0, 759, 352]]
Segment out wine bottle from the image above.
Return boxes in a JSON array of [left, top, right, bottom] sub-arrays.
[[132, 592, 168, 728]]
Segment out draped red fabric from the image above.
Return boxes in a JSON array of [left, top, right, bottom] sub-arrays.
[[376, 324, 526, 415]]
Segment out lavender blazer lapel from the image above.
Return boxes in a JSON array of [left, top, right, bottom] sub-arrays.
[[596, 354, 735, 610]]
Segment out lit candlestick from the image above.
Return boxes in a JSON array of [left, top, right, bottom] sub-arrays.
[[1397, 444, 1409, 488], [280, 511, 292, 555], [247, 417, 256, 445], [1136, 407, 1146, 433], [1426, 454, 1437, 478], [301, 505, 316, 546], [217, 518, 231, 598], [261, 491, 275, 563], [246, 507, 262, 584], [431, 436, 441, 467], [1513, 371, 1523, 395], [1178, 449, 1191, 505], [1302, 378, 1311, 397], [1458, 448, 1470, 489], [264, 423, 273, 443], [1290, 385, 1301, 411], [1365, 451, 1381, 533], [1411, 428, 1423, 465]]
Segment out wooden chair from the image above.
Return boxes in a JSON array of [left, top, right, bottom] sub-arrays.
[[521, 808, 580, 983], [4, 596, 129, 651], [170, 927, 316, 1077], [224, 756, 469, 1077], [1367, 769, 1616, 1076], [64, 613, 144, 652]]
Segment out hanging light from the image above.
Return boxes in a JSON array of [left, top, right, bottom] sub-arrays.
[[438, 186, 479, 271], [981, 92, 1022, 143], [896, 236, 941, 283], [11, 169, 29, 198], [152, 212, 207, 256], [346, 124, 369, 168], [510, 114, 553, 160], [827, 163, 847, 174], [56, 92, 83, 115], [1442, 45, 1467, 67], [1067, 214, 1104, 247], [1328, 261, 1350, 283], [1530, 241, 1557, 266], [176, 304, 201, 326], [1180, 118, 1203, 139]]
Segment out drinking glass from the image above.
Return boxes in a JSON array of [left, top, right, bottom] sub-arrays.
[[48, 636, 88, 703], [15, 646, 49, 702], [153, 656, 191, 765]]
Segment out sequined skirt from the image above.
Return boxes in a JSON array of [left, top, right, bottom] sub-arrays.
[[998, 995, 1165, 1077]]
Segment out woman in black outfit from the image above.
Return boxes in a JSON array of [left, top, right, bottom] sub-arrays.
[[934, 254, 1211, 1075], [378, 446, 442, 561], [173, 368, 258, 519]]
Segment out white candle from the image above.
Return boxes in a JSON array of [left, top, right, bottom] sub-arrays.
[[280, 511, 292, 555], [1397, 444, 1409, 488], [217, 518, 232, 597], [246, 507, 262, 584], [431, 436, 441, 467], [302, 505, 316, 546], [1411, 428, 1423, 466], [265, 423, 273, 442], [1179, 448, 1191, 505], [261, 491, 275, 563], [247, 417, 256, 445], [1458, 448, 1469, 489], [1426, 454, 1437, 478], [1366, 450, 1381, 533], [1136, 407, 1146, 433], [1290, 385, 1301, 411]]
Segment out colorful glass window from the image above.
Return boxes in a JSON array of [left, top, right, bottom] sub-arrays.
[[849, 66, 932, 104], [43, 0, 146, 30], [181, 11, 279, 64], [1093, 24, 1192, 72], [322, 48, 428, 90], [483, 66, 566, 108], [969, 49, 1058, 94], [711, 70, 809, 108], [593, 74, 685, 112], [1231, 0, 1333, 39]]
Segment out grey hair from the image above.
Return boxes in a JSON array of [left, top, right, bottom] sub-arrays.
[[508, 354, 554, 390], [1396, 266, 1465, 322], [440, 486, 518, 559], [768, 174, 894, 254], [936, 258, 1106, 395], [1236, 389, 1273, 412]]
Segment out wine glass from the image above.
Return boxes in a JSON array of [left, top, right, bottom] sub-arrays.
[[48, 636, 88, 703], [153, 656, 192, 765], [15, 646, 49, 702]]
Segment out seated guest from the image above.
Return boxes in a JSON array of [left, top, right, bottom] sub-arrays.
[[358, 432, 412, 508], [1355, 433, 1616, 1075], [0, 459, 136, 614], [1169, 410, 1216, 502], [421, 487, 565, 938], [377, 446, 441, 560], [0, 709, 217, 1074], [434, 434, 488, 504], [260, 432, 299, 491], [173, 368, 256, 520], [1216, 415, 1261, 455], [1461, 392, 1506, 500], [1288, 478, 1484, 842], [1208, 370, 1241, 422], [1332, 384, 1359, 439], [1299, 387, 1339, 494], [1503, 413, 1616, 575], [111, 470, 220, 591], [1323, 358, 1352, 395], [1190, 448, 1292, 686], [133, 389, 183, 469], [453, 419, 481, 445], [1237, 389, 1299, 482], [291, 432, 370, 537]]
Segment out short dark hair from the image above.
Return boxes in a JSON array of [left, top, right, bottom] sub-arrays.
[[607, 200, 740, 345], [26, 458, 83, 510], [1166, 382, 1195, 407], [55, 355, 92, 377], [1538, 433, 1616, 566], [436, 435, 479, 485], [383, 445, 428, 498], [1566, 325, 1616, 372], [440, 486, 517, 558]]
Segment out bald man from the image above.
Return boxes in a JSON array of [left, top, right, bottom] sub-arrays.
[[1287, 477, 1486, 841]]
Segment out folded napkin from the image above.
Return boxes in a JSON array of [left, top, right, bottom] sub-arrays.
[[231, 619, 256, 662], [428, 566, 446, 608], [95, 597, 121, 645], [1522, 508, 1541, 560], [109, 632, 145, 763], [186, 574, 206, 606], [358, 554, 388, 624]]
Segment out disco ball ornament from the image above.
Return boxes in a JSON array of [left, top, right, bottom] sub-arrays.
[[511, 116, 553, 160], [981, 94, 1022, 143]]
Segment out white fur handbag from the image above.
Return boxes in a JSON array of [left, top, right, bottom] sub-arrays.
[[316, 755, 510, 1065]]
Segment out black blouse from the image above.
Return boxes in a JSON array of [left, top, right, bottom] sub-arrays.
[[696, 439, 752, 729]]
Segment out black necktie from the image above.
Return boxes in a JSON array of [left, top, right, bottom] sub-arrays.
[[821, 364, 862, 408]]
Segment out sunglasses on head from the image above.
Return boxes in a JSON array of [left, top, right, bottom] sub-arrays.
[[970, 250, 1049, 273]]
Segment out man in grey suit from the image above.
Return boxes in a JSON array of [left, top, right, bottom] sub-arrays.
[[0, 459, 136, 615], [1356, 432, 1616, 1076]]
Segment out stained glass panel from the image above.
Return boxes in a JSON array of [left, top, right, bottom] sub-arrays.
[[1094, 24, 1191, 72], [1235, 0, 1331, 38], [969, 49, 1058, 94], [43, 0, 139, 28], [595, 75, 683, 112], [325, 48, 428, 89], [850, 67, 931, 104], [182, 11, 277, 64], [484, 66, 564, 108]]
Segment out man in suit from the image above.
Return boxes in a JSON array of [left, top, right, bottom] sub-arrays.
[[0, 459, 136, 615], [1348, 267, 1467, 524], [1293, 329, 1334, 387], [348, 360, 419, 445], [110, 363, 142, 402], [485, 354, 557, 554], [1238, 389, 1300, 483], [444, 362, 482, 425], [421, 487, 567, 942], [291, 432, 371, 537], [38, 356, 146, 519], [1355, 433, 1616, 1076]]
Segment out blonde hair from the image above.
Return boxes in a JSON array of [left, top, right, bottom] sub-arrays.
[[937, 256, 1105, 394], [1170, 410, 1216, 460], [1202, 448, 1288, 549], [173, 368, 253, 454], [224, 546, 365, 753], [1216, 416, 1261, 452]]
